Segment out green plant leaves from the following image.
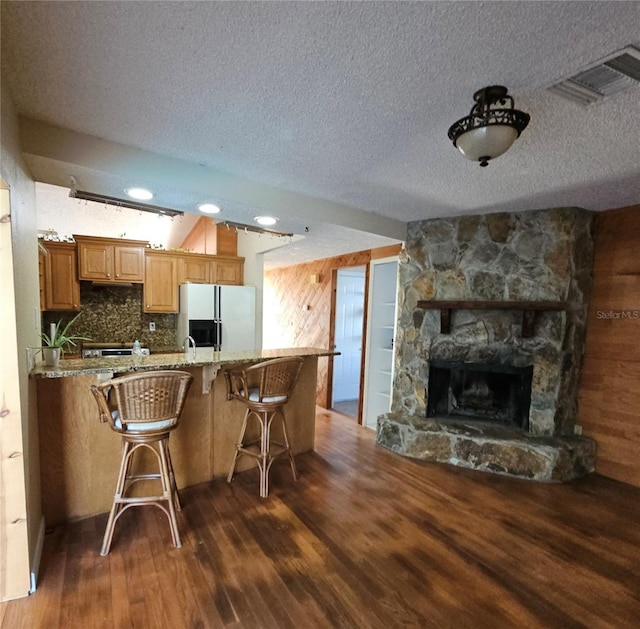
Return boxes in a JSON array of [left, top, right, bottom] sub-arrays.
[[42, 312, 91, 354]]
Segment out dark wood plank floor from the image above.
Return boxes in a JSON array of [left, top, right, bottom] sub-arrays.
[[2, 408, 640, 628]]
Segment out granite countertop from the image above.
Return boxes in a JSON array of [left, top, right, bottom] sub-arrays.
[[30, 347, 337, 378]]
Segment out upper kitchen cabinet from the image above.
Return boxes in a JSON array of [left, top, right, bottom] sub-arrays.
[[211, 256, 244, 285], [144, 251, 179, 313], [177, 252, 245, 285], [40, 241, 81, 311], [178, 252, 212, 284], [74, 235, 147, 283]]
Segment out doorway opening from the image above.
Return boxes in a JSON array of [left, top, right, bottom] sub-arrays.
[[331, 266, 366, 419]]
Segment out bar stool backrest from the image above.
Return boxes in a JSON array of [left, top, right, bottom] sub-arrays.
[[227, 357, 304, 409], [92, 370, 193, 435]]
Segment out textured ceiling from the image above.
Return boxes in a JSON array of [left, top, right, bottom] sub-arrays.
[[2, 1, 640, 268]]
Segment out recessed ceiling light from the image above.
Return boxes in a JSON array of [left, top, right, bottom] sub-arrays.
[[125, 187, 154, 201], [198, 203, 221, 214], [254, 216, 278, 226]]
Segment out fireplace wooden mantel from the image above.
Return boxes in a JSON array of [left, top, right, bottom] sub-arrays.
[[416, 300, 569, 338]]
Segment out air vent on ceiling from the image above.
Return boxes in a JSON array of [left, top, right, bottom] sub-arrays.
[[548, 46, 640, 105]]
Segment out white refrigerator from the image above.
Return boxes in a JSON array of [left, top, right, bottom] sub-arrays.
[[178, 284, 256, 351]]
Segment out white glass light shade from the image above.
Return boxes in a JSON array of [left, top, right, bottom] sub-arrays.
[[254, 216, 277, 226], [198, 203, 221, 214], [455, 125, 519, 162], [125, 187, 154, 200]]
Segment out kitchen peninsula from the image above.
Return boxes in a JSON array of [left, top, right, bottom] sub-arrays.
[[32, 347, 334, 525]]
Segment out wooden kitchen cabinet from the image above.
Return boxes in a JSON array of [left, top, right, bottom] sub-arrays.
[[178, 252, 244, 285], [178, 253, 211, 284], [211, 256, 244, 285], [38, 244, 46, 311], [75, 235, 147, 283], [144, 251, 179, 313], [40, 241, 81, 311]]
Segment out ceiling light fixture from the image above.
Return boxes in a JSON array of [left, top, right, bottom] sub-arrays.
[[69, 188, 183, 218], [254, 216, 278, 226], [125, 187, 154, 200], [447, 85, 530, 167], [198, 203, 221, 214], [221, 220, 293, 238]]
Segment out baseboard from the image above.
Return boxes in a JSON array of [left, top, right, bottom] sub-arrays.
[[29, 516, 46, 595]]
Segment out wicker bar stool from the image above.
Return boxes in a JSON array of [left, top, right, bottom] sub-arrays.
[[91, 370, 193, 555], [226, 357, 304, 498]]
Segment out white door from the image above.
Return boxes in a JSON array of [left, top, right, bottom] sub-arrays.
[[363, 257, 398, 430], [332, 267, 366, 404]]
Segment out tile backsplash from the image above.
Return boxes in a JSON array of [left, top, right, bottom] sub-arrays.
[[42, 283, 177, 350]]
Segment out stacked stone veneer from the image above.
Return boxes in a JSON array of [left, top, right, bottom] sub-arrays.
[[376, 208, 598, 481]]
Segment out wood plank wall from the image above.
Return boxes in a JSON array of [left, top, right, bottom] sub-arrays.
[[264, 244, 401, 408], [578, 204, 640, 487]]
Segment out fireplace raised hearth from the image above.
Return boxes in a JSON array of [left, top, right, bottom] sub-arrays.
[[426, 360, 533, 430]]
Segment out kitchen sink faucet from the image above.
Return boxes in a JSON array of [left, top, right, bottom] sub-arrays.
[[183, 336, 196, 360]]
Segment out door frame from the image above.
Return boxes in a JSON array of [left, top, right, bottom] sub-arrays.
[[0, 183, 32, 600], [327, 264, 370, 423], [362, 255, 399, 430]]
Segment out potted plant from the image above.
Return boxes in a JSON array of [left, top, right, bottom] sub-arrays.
[[41, 313, 91, 367]]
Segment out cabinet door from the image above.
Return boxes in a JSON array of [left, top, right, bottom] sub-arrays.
[[39, 248, 46, 312], [144, 253, 178, 313], [179, 255, 210, 284], [114, 245, 144, 282], [215, 225, 238, 256], [211, 258, 244, 285], [43, 243, 81, 311], [77, 241, 113, 281]]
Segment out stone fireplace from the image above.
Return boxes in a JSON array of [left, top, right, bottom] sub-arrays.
[[377, 208, 597, 481]]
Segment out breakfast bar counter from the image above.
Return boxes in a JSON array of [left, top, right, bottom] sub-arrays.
[[32, 347, 334, 526]]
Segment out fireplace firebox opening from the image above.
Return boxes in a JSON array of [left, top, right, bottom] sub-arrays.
[[426, 360, 533, 430]]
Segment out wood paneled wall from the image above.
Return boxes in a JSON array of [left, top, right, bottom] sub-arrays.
[[578, 204, 640, 487], [264, 245, 401, 407]]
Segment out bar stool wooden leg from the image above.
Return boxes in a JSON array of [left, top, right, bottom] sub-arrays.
[[165, 442, 181, 511], [260, 411, 271, 498], [279, 410, 298, 481], [101, 440, 133, 556], [159, 437, 181, 549], [227, 408, 250, 484]]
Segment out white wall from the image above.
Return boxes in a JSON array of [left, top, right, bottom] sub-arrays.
[[237, 231, 303, 349]]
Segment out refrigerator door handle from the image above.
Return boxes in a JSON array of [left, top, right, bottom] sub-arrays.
[[216, 286, 222, 350]]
